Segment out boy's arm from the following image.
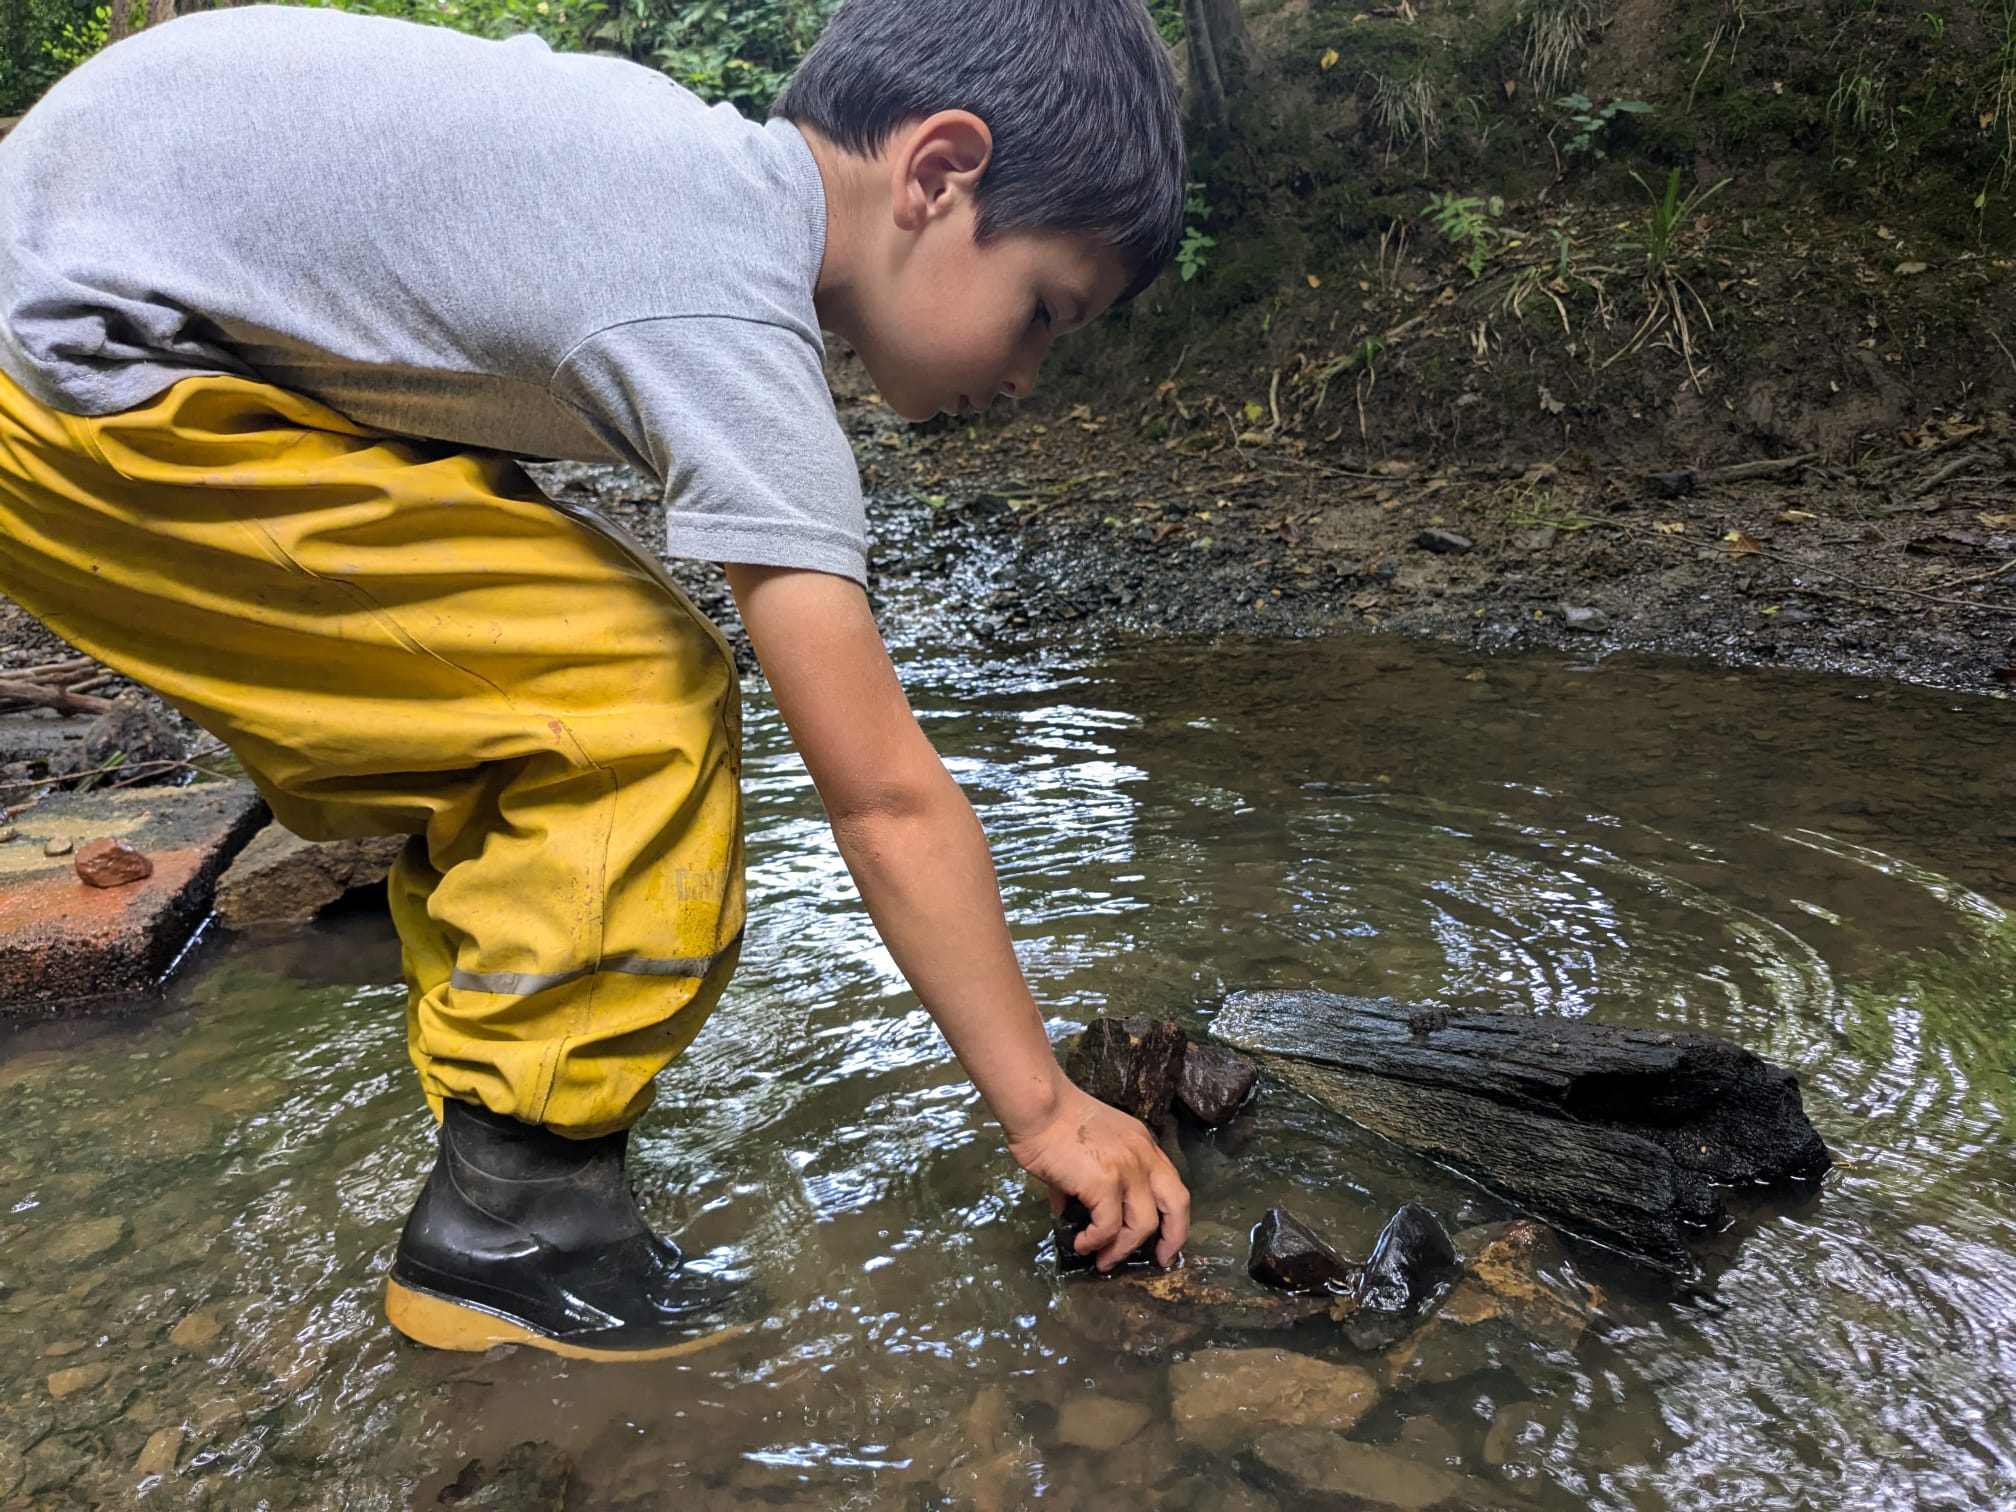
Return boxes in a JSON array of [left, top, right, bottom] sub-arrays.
[[726, 563, 1189, 1269]]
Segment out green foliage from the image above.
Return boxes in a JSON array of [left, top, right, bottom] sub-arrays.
[[1422, 190, 1500, 277], [1631, 165, 1729, 276], [0, 0, 103, 114], [593, 0, 833, 115], [1176, 179, 1214, 282], [1556, 92, 1651, 159]]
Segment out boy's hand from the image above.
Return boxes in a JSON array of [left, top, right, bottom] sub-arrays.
[[1006, 1081, 1190, 1270]]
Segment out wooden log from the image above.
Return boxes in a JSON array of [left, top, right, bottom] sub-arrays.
[[0, 678, 113, 716], [1213, 991, 1831, 1274]]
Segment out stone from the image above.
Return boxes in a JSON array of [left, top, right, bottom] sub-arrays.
[[168, 1310, 222, 1351], [1651, 469, 1697, 499], [1484, 1397, 1569, 1471], [1169, 1347, 1380, 1452], [1065, 1016, 1187, 1126], [46, 1364, 111, 1399], [39, 1341, 86, 1358], [48, 691, 184, 780], [134, 1426, 182, 1478], [1052, 1393, 1153, 1451], [43, 1215, 127, 1266], [0, 780, 267, 1018], [1175, 1040, 1258, 1126], [1251, 1427, 1476, 1509], [436, 1440, 572, 1509], [1055, 1256, 1329, 1357], [0, 826, 15, 843], [1415, 529, 1474, 555], [1385, 1221, 1603, 1389], [1358, 1202, 1459, 1313], [74, 838, 153, 889], [1248, 1208, 1355, 1293], [211, 825, 407, 929], [1053, 1196, 1160, 1274], [43, 835, 74, 857], [1556, 604, 1611, 633]]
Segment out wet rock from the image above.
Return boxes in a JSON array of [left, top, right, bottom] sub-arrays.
[[1386, 1220, 1603, 1389], [1175, 1040, 1258, 1126], [1484, 1396, 1569, 1472], [134, 1426, 182, 1478], [1358, 1202, 1459, 1313], [1065, 1016, 1187, 1126], [1251, 1426, 1475, 1509], [46, 1364, 110, 1399], [1055, 1255, 1329, 1356], [1052, 1392, 1152, 1451], [39, 1341, 86, 1358], [168, 1309, 222, 1351], [438, 1441, 573, 1509], [1555, 604, 1611, 633], [212, 825, 407, 929], [1169, 1346, 1380, 1452], [48, 691, 185, 781], [1248, 1208, 1355, 1293], [43, 835, 74, 857], [1651, 468, 1697, 499], [1415, 529, 1474, 555], [44, 1215, 127, 1266], [74, 837, 153, 889]]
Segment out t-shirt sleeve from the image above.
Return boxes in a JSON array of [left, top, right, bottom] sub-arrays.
[[550, 315, 868, 583]]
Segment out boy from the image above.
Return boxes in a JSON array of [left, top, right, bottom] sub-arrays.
[[0, 0, 1192, 1360]]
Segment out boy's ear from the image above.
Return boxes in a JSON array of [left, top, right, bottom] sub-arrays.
[[890, 110, 993, 232]]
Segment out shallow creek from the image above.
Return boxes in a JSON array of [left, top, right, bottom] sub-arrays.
[[1, 628, 2012, 1510]]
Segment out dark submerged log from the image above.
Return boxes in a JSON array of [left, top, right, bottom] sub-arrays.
[[1213, 991, 1831, 1273]]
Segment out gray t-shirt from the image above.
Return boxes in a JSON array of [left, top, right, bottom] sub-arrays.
[[0, 5, 868, 582]]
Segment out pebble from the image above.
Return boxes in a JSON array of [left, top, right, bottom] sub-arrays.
[[46, 1364, 111, 1400], [43, 1215, 128, 1266], [1252, 1426, 1475, 1509], [74, 837, 153, 889], [168, 1310, 222, 1351], [1556, 605, 1611, 633], [1169, 1346, 1380, 1452], [1052, 1392, 1153, 1452], [39, 1341, 87, 1358], [134, 1427, 182, 1479], [1415, 528, 1474, 555], [43, 834, 74, 857], [0, 825, 15, 843]]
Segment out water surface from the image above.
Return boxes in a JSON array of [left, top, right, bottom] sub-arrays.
[[1, 629, 2012, 1510]]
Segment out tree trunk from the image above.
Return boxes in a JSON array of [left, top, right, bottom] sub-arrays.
[[1212, 991, 1832, 1273], [1181, 0, 1249, 127]]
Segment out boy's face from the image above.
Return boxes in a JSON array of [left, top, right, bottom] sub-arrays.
[[856, 216, 1132, 424], [826, 111, 1135, 423]]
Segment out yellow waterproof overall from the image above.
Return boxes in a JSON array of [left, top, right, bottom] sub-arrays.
[[0, 369, 743, 1136]]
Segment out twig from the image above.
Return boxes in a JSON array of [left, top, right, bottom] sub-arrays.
[[1931, 555, 2016, 590], [1701, 451, 1820, 483], [0, 678, 112, 715]]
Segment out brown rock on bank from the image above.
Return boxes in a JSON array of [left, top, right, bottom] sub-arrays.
[[212, 825, 407, 929], [74, 837, 153, 888], [1385, 1219, 1604, 1389]]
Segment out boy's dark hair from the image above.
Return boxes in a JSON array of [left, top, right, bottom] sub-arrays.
[[773, 0, 1185, 302]]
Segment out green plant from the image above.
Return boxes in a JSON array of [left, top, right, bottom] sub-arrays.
[[1176, 179, 1213, 282], [1369, 69, 1443, 167], [43, 2, 108, 67], [1421, 191, 1499, 278], [1632, 165, 1729, 277], [1555, 92, 1651, 159], [593, 0, 831, 113]]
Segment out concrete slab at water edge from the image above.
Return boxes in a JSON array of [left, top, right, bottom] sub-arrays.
[[0, 781, 267, 1018]]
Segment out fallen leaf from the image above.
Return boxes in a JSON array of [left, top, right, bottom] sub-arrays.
[[1320, 46, 1340, 69], [1653, 521, 1686, 534], [1896, 261, 1929, 276], [1774, 509, 1817, 523], [1724, 529, 1763, 557], [1243, 399, 1265, 422], [1759, 604, 1781, 615], [1306, 273, 1322, 288]]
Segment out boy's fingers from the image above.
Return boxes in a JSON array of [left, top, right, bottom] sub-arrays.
[[1150, 1162, 1192, 1266], [1098, 1191, 1160, 1270], [1048, 1186, 1066, 1218], [1074, 1194, 1123, 1255]]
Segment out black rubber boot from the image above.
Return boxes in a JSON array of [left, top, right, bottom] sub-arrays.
[[385, 1100, 746, 1361]]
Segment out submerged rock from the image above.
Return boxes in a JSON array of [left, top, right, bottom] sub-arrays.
[[133, 1426, 182, 1479], [1065, 1016, 1187, 1126], [1248, 1208, 1356, 1293], [1169, 1346, 1380, 1452], [437, 1441, 572, 1509], [1054, 1255, 1329, 1356], [1176, 1040, 1259, 1126], [1386, 1220, 1603, 1389], [1251, 1427, 1476, 1509], [1051, 1392, 1153, 1451], [45, 1364, 110, 1400], [1053, 1196, 1160, 1274]]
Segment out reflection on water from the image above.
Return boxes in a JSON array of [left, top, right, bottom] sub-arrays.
[[1, 632, 2013, 1510]]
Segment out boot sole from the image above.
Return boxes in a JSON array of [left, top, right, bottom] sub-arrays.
[[385, 1278, 753, 1362]]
